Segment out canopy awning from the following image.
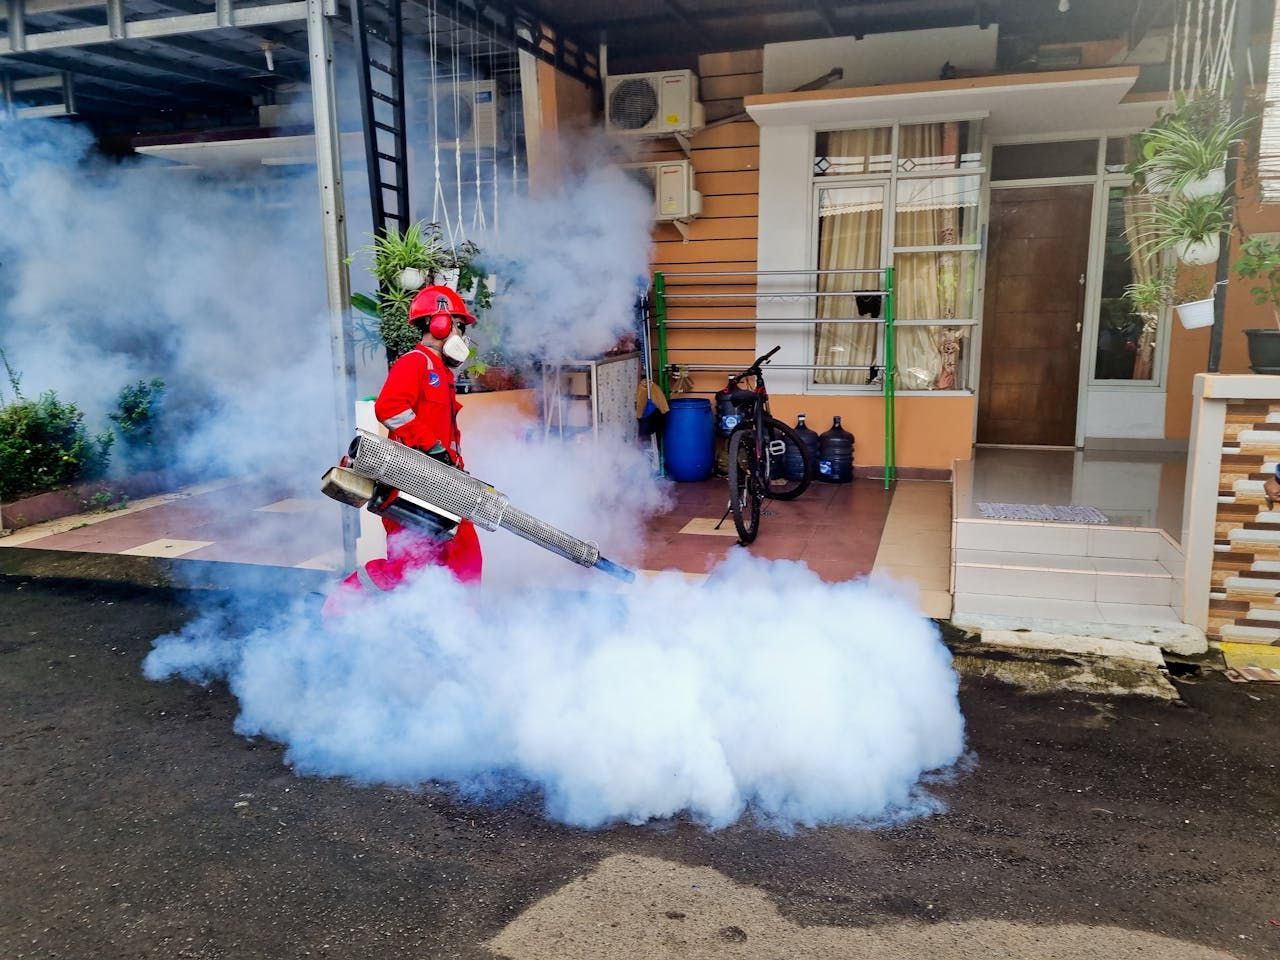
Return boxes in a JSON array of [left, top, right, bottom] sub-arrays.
[[745, 67, 1165, 138]]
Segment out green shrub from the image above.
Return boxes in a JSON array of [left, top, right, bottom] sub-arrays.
[[110, 378, 167, 470], [0, 392, 114, 501]]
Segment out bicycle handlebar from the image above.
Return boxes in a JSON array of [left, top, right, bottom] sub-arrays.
[[734, 345, 781, 383]]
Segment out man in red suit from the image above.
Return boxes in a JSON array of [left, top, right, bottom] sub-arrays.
[[324, 284, 483, 615]]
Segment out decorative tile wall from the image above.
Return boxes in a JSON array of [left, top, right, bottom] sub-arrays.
[[1208, 399, 1280, 645]]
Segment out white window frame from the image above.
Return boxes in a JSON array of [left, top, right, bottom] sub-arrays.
[[807, 117, 986, 396]]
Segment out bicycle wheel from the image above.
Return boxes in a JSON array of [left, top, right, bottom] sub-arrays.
[[761, 417, 813, 501], [727, 428, 762, 544]]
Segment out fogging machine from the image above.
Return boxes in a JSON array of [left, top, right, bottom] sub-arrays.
[[321, 430, 635, 582]]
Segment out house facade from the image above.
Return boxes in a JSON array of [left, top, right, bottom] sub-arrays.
[[625, 25, 1280, 477]]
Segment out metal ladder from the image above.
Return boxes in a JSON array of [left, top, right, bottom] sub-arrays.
[[350, 0, 410, 236]]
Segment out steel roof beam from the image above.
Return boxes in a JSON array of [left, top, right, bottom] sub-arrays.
[[1, 1, 309, 56], [10, 48, 242, 99], [152, 34, 309, 83]]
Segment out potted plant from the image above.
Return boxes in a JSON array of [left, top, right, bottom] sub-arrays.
[[1138, 94, 1253, 199], [1235, 236, 1280, 373], [349, 222, 494, 362], [1171, 270, 1217, 331], [1135, 194, 1230, 267]]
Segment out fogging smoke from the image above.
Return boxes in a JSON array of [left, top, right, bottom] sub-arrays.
[[0, 118, 335, 489], [461, 416, 671, 589], [475, 147, 654, 366], [145, 552, 965, 829]]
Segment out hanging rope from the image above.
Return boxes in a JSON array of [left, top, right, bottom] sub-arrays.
[[471, 1, 488, 236], [450, 24, 465, 249], [489, 32, 499, 235], [428, 0, 453, 243]]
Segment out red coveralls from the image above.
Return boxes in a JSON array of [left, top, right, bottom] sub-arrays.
[[327, 344, 483, 610]]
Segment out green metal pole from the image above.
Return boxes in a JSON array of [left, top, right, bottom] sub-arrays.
[[654, 272, 670, 398], [884, 266, 896, 489]]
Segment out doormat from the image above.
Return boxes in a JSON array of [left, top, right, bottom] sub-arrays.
[[976, 502, 1110, 523]]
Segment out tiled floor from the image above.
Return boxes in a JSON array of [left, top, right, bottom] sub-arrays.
[[1, 473, 957, 608], [870, 481, 953, 619], [957, 446, 1186, 540], [639, 478, 893, 582]]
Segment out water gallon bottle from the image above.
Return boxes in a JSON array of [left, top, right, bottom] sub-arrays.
[[663, 398, 715, 482], [785, 413, 821, 481], [818, 416, 855, 483], [714, 378, 743, 437]]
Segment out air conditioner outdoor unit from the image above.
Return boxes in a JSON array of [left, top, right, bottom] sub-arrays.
[[623, 159, 702, 224], [606, 70, 704, 137], [433, 79, 500, 149]]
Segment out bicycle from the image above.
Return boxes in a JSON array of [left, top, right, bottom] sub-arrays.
[[717, 345, 814, 544]]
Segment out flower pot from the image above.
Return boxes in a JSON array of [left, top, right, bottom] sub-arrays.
[[1174, 297, 1215, 329], [1245, 329, 1280, 374], [1177, 236, 1221, 266], [437, 268, 460, 289], [397, 267, 425, 290], [1180, 167, 1226, 199]]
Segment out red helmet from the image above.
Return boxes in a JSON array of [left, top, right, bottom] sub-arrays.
[[408, 284, 477, 329]]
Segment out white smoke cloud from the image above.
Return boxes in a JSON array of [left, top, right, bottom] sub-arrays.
[[144, 551, 965, 829], [1, 117, 965, 832], [475, 153, 654, 366], [460, 416, 671, 589], [0, 117, 337, 490]]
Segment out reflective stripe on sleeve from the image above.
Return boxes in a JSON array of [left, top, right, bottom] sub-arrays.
[[356, 564, 388, 592], [383, 409, 416, 430]]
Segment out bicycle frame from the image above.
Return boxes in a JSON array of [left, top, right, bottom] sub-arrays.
[[726, 346, 785, 470]]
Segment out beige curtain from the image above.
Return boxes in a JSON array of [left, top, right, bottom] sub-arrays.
[[893, 123, 965, 390], [815, 152, 884, 385]]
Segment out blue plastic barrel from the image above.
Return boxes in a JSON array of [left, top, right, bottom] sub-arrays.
[[663, 398, 714, 482]]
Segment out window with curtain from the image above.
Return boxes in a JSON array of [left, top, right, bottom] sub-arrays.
[[813, 121, 983, 391]]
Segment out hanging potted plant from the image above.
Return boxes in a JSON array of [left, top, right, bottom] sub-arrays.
[[1235, 236, 1280, 374], [1137, 95, 1252, 200], [349, 222, 448, 360], [350, 221, 502, 363], [1137, 194, 1230, 267], [1171, 271, 1217, 331]]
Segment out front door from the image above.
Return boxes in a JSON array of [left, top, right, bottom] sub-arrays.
[[977, 184, 1093, 446]]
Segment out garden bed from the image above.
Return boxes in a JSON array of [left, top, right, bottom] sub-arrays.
[[0, 470, 176, 532]]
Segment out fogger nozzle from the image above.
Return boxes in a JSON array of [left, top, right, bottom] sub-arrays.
[[344, 431, 636, 583]]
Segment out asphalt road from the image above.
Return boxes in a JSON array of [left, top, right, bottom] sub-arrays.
[[1, 574, 1278, 960]]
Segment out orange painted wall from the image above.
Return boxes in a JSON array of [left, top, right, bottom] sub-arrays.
[[765, 395, 975, 471], [1165, 178, 1280, 439]]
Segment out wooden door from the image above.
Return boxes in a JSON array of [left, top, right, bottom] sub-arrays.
[[977, 185, 1094, 446]]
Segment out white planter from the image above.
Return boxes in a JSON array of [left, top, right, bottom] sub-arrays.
[[436, 268, 460, 289], [1180, 167, 1226, 199], [396, 267, 425, 290], [1177, 236, 1221, 266], [1175, 296, 1215, 330]]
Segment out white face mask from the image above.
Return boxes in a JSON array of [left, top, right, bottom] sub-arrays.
[[441, 330, 472, 368]]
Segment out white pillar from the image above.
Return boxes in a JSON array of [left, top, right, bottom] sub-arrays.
[[307, 0, 359, 569]]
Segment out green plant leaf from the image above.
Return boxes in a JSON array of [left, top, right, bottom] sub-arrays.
[[351, 291, 382, 318]]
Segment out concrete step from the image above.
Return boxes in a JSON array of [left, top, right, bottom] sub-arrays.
[[951, 593, 1207, 656], [954, 560, 1173, 606]]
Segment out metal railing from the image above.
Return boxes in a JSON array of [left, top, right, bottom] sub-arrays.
[[652, 267, 897, 487]]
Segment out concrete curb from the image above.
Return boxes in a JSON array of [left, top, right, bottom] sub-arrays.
[[0, 547, 333, 596]]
